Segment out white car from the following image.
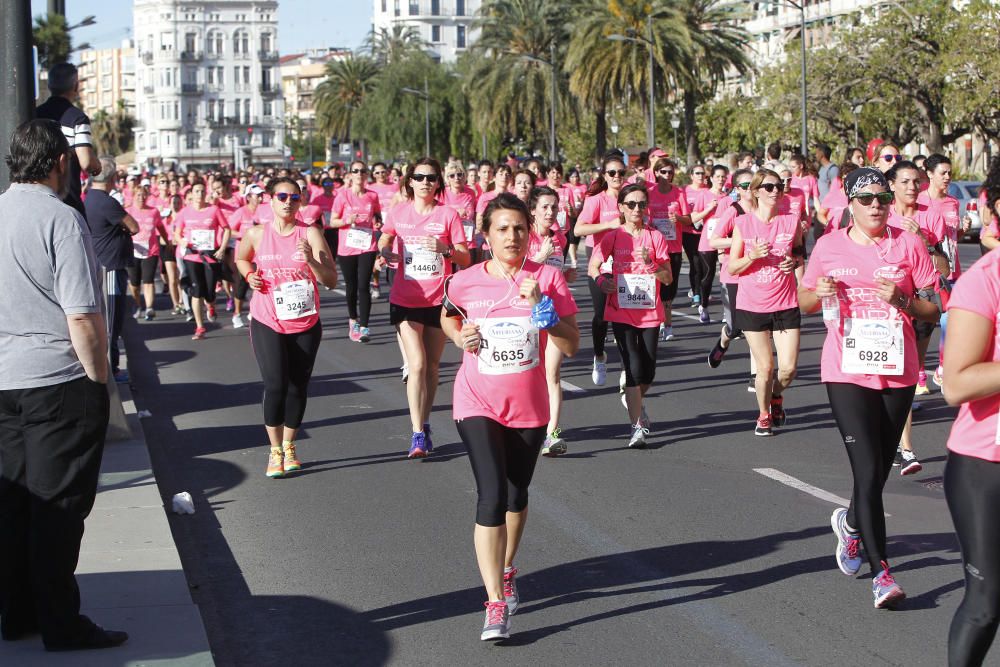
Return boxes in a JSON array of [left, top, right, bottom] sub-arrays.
[[950, 181, 982, 241]]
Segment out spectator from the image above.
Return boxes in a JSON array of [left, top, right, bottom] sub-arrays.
[[0, 119, 128, 651], [763, 142, 783, 171], [84, 157, 139, 383], [814, 144, 839, 200], [35, 63, 101, 218]]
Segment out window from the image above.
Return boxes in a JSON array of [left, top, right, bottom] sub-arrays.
[[381, 0, 387, 10], [165, 133, 172, 148], [394, 0, 400, 16], [217, 66, 225, 87], [101, 75, 112, 90], [409, 0, 419, 15], [244, 99, 251, 124], [261, 131, 273, 147], [263, 100, 273, 117], [234, 66, 241, 88], [186, 133, 198, 149], [457, 25, 466, 49], [174, 101, 180, 120], [260, 33, 272, 53], [210, 132, 221, 148], [185, 33, 196, 53], [234, 30, 249, 55], [207, 31, 223, 55], [432, 25, 440, 42], [245, 66, 252, 85], [456, 0, 465, 15], [137, 134, 145, 151], [431, 0, 439, 14], [149, 132, 158, 150]]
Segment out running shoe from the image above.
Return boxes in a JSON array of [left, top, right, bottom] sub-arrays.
[[282, 443, 302, 472], [659, 323, 667, 341], [660, 324, 675, 341], [830, 507, 863, 576], [627, 423, 649, 449], [770, 396, 786, 427], [747, 374, 757, 393], [932, 365, 943, 388], [541, 429, 567, 457], [708, 339, 727, 368], [185, 309, 195, 323], [172, 305, 185, 316], [206, 305, 217, 323], [893, 447, 902, 467], [619, 370, 626, 394], [113, 369, 130, 384], [371, 285, 381, 300], [480, 601, 510, 641], [132, 308, 141, 319], [900, 449, 922, 475], [915, 369, 930, 395], [592, 355, 607, 386], [349, 320, 361, 342], [699, 306, 710, 324], [423, 423, 434, 453], [687, 289, 694, 299], [144, 308, 155, 321], [503, 567, 520, 614], [401, 364, 409, 384], [359, 326, 371, 343], [192, 326, 206, 340], [754, 415, 772, 437], [872, 561, 905, 609], [408, 432, 428, 459], [226, 297, 234, 312], [266, 448, 284, 478], [232, 314, 246, 329], [692, 294, 701, 307]]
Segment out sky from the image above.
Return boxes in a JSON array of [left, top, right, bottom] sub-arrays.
[[30, 0, 373, 56]]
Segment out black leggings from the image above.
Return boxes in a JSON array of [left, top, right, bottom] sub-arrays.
[[456, 417, 546, 527], [337, 252, 377, 326], [826, 382, 914, 573], [183, 259, 219, 301], [698, 250, 718, 305], [612, 322, 659, 387], [323, 228, 339, 259], [946, 451, 1000, 666], [658, 252, 683, 304], [250, 319, 322, 428], [682, 232, 705, 300], [587, 276, 609, 358]]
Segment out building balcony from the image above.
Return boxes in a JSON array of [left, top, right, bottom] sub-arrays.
[[140, 51, 154, 65], [258, 50, 279, 61], [260, 84, 281, 96], [180, 50, 203, 62], [207, 116, 282, 129], [181, 83, 204, 95], [142, 85, 155, 95]]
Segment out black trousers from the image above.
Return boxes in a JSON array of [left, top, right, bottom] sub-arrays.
[[0, 377, 110, 646], [612, 322, 659, 387], [682, 232, 706, 301], [337, 252, 378, 326]]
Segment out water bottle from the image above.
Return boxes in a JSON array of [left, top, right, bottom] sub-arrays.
[[821, 277, 840, 322]]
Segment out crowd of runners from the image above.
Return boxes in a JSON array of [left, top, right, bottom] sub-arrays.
[[110, 141, 1000, 661]]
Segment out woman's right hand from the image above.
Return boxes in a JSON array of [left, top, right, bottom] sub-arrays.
[[815, 276, 837, 298], [458, 321, 482, 353]]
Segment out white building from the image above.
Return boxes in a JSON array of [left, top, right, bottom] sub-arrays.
[[133, 0, 285, 169], [371, 0, 480, 63]]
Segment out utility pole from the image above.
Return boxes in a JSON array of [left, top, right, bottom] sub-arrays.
[[1, 0, 36, 192]]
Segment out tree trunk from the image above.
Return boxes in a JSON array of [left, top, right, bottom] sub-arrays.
[[595, 92, 607, 161], [684, 88, 700, 166]]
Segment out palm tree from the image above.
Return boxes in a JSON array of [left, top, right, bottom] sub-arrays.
[[673, 0, 752, 163], [33, 12, 72, 69], [90, 101, 135, 155], [468, 0, 574, 155], [314, 54, 380, 147], [565, 0, 691, 157], [364, 25, 429, 67]]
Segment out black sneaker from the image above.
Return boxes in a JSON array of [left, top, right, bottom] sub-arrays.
[[708, 340, 727, 368], [893, 447, 902, 467], [900, 449, 923, 475], [45, 616, 128, 652], [747, 374, 757, 393]]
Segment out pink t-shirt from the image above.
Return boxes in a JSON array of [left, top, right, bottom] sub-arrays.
[[696, 191, 731, 250], [527, 229, 568, 270], [779, 187, 808, 222], [821, 188, 850, 235], [332, 188, 381, 256], [175, 205, 229, 263], [127, 205, 166, 259], [368, 182, 399, 214], [646, 186, 688, 254], [249, 221, 320, 335], [312, 192, 336, 227], [803, 226, 937, 390], [887, 204, 946, 247], [946, 249, 1000, 461], [214, 195, 243, 219], [297, 203, 324, 227], [475, 188, 502, 219], [447, 260, 578, 428], [576, 191, 621, 248], [710, 203, 745, 285], [228, 204, 274, 242], [684, 185, 707, 220], [567, 184, 587, 211], [554, 185, 577, 230], [732, 212, 801, 312], [439, 186, 478, 244], [791, 174, 819, 208], [383, 202, 466, 308], [594, 227, 671, 328], [918, 191, 962, 279]]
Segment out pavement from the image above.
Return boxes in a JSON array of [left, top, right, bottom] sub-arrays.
[[0, 347, 214, 666]]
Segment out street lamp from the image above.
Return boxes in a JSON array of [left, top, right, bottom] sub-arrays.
[[609, 120, 620, 148], [606, 14, 655, 149], [670, 114, 680, 158], [757, 0, 808, 153], [401, 76, 430, 156], [520, 42, 558, 164], [67, 15, 97, 31], [851, 100, 864, 147]]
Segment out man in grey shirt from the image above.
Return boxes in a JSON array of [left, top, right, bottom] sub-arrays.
[[0, 120, 128, 651]]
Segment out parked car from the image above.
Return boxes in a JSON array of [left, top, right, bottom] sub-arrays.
[[950, 181, 982, 241]]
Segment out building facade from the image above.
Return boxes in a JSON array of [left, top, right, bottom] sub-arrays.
[[78, 41, 137, 118], [371, 0, 480, 63], [279, 49, 351, 123], [133, 0, 284, 169]]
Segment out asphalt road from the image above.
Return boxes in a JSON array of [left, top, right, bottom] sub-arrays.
[[125, 242, 986, 667]]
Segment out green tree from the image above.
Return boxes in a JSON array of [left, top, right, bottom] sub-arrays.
[[943, 0, 1000, 143], [364, 25, 429, 67], [90, 100, 135, 155], [314, 54, 380, 146], [33, 12, 72, 69]]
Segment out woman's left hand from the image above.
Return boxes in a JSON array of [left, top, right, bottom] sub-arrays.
[[297, 238, 314, 262], [875, 277, 902, 305]]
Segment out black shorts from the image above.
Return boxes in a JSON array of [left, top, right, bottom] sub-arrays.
[[390, 303, 442, 328], [914, 318, 935, 340], [127, 257, 159, 286], [161, 244, 177, 262], [736, 306, 801, 332]]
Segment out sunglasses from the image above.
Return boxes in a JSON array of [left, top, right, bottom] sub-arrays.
[[852, 191, 895, 206], [692, 171, 705, 176], [657, 168, 674, 175], [881, 154, 903, 163], [321, 180, 334, 186], [605, 169, 627, 178], [410, 173, 437, 182], [759, 182, 784, 193], [351, 168, 369, 174], [622, 200, 648, 210], [274, 192, 302, 203], [736, 181, 752, 190], [372, 170, 387, 176], [447, 173, 465, 179]]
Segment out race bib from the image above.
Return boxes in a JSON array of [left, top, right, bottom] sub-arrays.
[[705, 217, 719, 238], [477, 316, 540, 376], [346, 227, 373, 250], [841, 318, 904, 375], [617, 272, 656, 309], [272, 279, 317, 321], [653, 217, 676, 241], [403, 244, 444, 280], [191, 228, 215, 252], [557, 210, 567, 228], [463, 222, 475, 242]]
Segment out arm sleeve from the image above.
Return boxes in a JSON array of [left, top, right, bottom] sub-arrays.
[[53, 214, 103, 314]]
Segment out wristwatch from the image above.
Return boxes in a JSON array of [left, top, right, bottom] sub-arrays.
[[443, 246, 454, 259]]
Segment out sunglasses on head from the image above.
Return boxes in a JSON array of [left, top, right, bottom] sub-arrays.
[[622, 200, 648, 210], [274, 192, 301, 203], [759, 182, 784, 193], [410, 173, 437, 182], [351, 168, 369, 174], [605, 169, 627, 178], [881, 154, 903, 163], [852, 191, 895, 206]]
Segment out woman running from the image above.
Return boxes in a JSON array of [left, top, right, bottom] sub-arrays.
[[574, 152, 629, 385], [800, 167, 938, 608], [527, 186, 577, 456], [173, 182, 230, 339], [126, 187, 169, 320], [161, 194, 186, 315], [564, 168, 587, 263], [693, 164, 731, 323], [226, 185, 273, 328], [727, 169, 804, 435], [440, 161, 479, 263], [646, 157, 690, 341], [236, 177, 338, 478], [378, 158, 471, 457], [329, 160, 381, 343], [683, 164, 709, 308], [943, 230, 1000, 665], [441, 192, 578, 641], [589, 184, 673, 448], [512, 169, 536, 205], [476, 164, 512, 231]]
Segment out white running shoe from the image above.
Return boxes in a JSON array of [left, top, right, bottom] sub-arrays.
[[592, 355, 607, 386], [371, 285, 381, 300], [661, 325, 674, 341], [627, 423, 649, 449], [619, 370, 626, 394], [232, 314, 246, 329]]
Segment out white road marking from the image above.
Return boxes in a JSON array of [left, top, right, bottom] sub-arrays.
[[560, 380, 586, 393], [753, 468, 890, 516], [333, 289, 346, 296], [673, 312, 703, 323]]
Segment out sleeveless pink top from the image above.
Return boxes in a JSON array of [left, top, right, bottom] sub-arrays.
[[249, 221, 320, 334]]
